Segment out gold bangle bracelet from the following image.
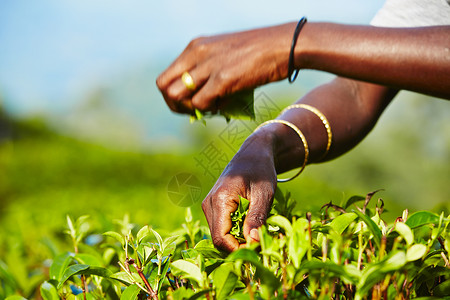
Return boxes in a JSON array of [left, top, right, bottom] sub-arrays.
[[254, 119, 309, 182], [281, 104, 332, 160]]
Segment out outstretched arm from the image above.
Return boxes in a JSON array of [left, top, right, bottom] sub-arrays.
[[156, 22, 449, 114], [202, 78, 398, 252]]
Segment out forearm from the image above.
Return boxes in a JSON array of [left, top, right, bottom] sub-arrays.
[[248, 78, 398, 174], [295, 23, 450, 99]]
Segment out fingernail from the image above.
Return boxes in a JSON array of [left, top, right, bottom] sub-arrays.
[[250, 229, 259, 241]]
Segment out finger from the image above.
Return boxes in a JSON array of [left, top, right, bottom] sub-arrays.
[[156, 51, 194, 92], [202, 193, 240, 252], [156, 36, 208, 91], [160, 89, 194, 114], [191, 77, 224, 112], [165, 67, 209, 103], [243, 183, 275, 243], [209, 208, 240, 252]]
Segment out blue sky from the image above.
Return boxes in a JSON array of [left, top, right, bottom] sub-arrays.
[[0, 0, 385, 115]]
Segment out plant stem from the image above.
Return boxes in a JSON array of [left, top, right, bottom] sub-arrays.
[[133, 261, 159, 300], [80, 275, 87, 300]]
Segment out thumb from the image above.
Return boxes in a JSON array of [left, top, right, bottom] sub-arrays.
[[243, 185, 274, 243]]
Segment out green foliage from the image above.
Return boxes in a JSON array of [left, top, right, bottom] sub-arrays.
[[2, 188, 448, 299], [1, 115, 449, 299], [230, 196, 250, 243], [190, 90, 255, 123]]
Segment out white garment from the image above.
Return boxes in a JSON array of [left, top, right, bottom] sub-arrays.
[[371, 0, 450, 27]]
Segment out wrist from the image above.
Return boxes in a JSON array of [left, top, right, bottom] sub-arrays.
[[241, 127, 277, 157]]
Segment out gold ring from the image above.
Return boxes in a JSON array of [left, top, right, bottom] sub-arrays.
[[181, 71, 196, 91]]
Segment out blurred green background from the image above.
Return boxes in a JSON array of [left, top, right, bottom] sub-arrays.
[[0, 1, 449, 298]]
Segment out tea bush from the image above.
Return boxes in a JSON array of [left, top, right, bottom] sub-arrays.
[[2, 189, 448, 300]]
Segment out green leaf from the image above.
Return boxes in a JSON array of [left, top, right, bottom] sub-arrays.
[[74, 253, 103, 267], [288, 218, 309, 268], [5, 296, 27, 300], [83, 266, 113, 278], [189, 289, 214, 300], [353, 209, 382, 248], [57, 264, 90, 288], [227, 248, 280, 295], [158, 256, 172, 294], [137, 244, 157, 265], [103, 231, 125, 248], [40, 281, 59, 300], [169, 286, 195, 299], [405, 211, 441, 229], [230, 196, 250, 243], [394, 222, 414, 246], [433, 279, 450, 297], [66, 215, 75, 235], [344, 195, 365, 209], [219, 90, 255, 121], [357, 251, 406, 297], [151, 228, 164, 252], [194, 239, 223, 259], [328, 212, 358, 234], [191, 90, 255, 123], [212, 263, 238, 300], [136, 225, 150, 244], [237, 196, 249, 212], [110, 271, 142, 286], [301, 261, 359, 284], [49, 252, 74, 281], [120, 284, 141, 300], [266, 215, 292, 236], [406, 244, 427, 261], [170, 259, 204, 286]]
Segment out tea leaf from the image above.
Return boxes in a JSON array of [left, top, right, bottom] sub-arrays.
[[433, 279, 450, 297], [120, 284, 141, 300], [110, 271, 143, 286], [266, 215, 292, 236], [406, 244, 427, 261], [227, 248, 280, 294], [40, 281, 59, 300], [171, 259, 204, 286], [344, 195, 365, 209], [136, 225, 150, 244], [191, 90, 255, 123], [328, 212, 357, 234], [49, 252, 73, 281], [194, 239, 223, 259], [353, 209, 382, 248], [5, 296, 27, 300], [103, 231, 125, 248], [219, 90, 255, 121], [151, 228, 164, 252], [405, 211, 441, 229], [212, 263, 238, 300], [74, 253, 103, 267], [394, 222, 414, 246], [302, 261, 359, 284], [230, 196, 250, 243], [57, 264, 90, 288], [83, 266, 113, 278]]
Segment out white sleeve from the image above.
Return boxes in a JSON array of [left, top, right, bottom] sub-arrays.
[[371, 0, 450, 27]]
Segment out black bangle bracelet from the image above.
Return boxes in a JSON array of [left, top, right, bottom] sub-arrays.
[[288, 17, 307, 83]]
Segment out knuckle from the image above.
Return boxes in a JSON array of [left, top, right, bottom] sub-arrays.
[[247, 212, 266, 225], [192, 97, 213, 111], [165, 86, 182, 101], [187, 36, 207, 51], [155, 75, 164, 90]]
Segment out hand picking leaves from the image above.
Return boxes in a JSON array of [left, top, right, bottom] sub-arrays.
[[229, 196, 250, 243]]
